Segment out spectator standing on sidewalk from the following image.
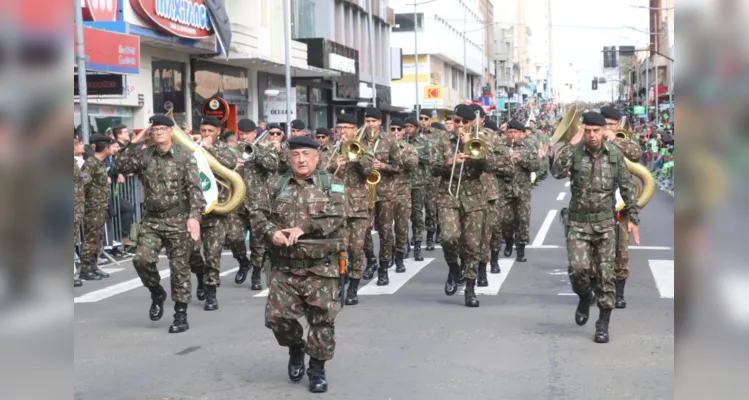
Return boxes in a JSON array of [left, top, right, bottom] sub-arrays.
[[109, 124, 137, 248]]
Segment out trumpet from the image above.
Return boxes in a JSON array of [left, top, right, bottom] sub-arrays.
[[366, 170, 381, 209], [239, 130, 270, 162], [448, 110, 488, 197]]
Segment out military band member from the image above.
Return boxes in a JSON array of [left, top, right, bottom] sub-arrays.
[[360, 107, 403, 285], [315, 127, 335, 169], [551, 111, 640, 343], [78, 133, 117, 281], [499, 120, 539, 262], [290, 119, 307, 137], [420, 109, 443, 250], [389, 118, 419, 272], [250, 135, 347, 393], [116, 115, 206, 333], [328, 113, 375, 305], [405, 116, 430, 262], [600, 106, 643, 308]]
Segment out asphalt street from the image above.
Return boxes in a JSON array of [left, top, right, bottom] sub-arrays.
[[74, 176, 674, 400]]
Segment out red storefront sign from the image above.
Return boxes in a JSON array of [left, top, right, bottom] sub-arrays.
[[82, 0, 118, 21], [130, 0, 213, 39], [74, 26, 141, 74]]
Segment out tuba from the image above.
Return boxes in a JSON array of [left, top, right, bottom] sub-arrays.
[[166, 111, 247, 215]]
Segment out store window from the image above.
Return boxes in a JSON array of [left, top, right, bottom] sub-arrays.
[[295, 86, 310, 128], [310, 87, 330, 130], [74, 105, 135, 134], [152, 60, 187, 126], [193, 61, 250, 129]]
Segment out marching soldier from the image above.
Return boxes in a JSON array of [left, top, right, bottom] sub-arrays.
[[551, 111, 640, 343], [328, 113, 375, 305], [78, 133, 118, 281], [405, 116, 430, 261], [224, 122, 252, 288], [266, 123, 290, 175], [389, 118, 419, 272], [315, 127, 336, 169], [499, 120, 539, 262], [116, 115, 206, 333], [600, 106, 643, 308], [431, 105, 496, 307], [420, 110, 443, 250], [250, 135, 347, 393], [360, 107, 403, 285]]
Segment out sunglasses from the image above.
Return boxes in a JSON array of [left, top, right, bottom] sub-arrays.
[[419, 117, 430, 121], [269, 131, 283, 136], [452, 118, 464, 124], [390, 127, 403, 132], [315, 135, 328, 139]]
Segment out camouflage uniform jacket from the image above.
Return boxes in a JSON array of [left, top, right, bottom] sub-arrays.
[[479, 129, 513, 202], [243, 141, 280, 213], [393, 138, 419, 201], [610, 137, 642, 162], [81, 156, 110, 210], [249, 171, 347, 278], [116, 143, 206, 222], [317, 142, 337, 172], [406, 133, 432, 188], [523, 133, 540, 155], [204, 140, 237, 204], [363, 129, 403, 201], [421, 127, 444, 188], [501, 141, 539, 198], [551, 142, 639, 223], [431, 131, 492, 212]]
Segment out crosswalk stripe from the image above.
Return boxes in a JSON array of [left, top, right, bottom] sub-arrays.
[[74, 268, 171, 303], [648, 259, 674, 299], [100, 267, 125, 274], [358, 258, 435, 295], [459, 259, 515, 296], [531, 209, 558, 247]]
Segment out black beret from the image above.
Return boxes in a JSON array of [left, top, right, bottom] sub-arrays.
[[507, 119, 525, 131], [454, 104, 477, 121], [337, 114, 357, 125], [111, 124, 127, 131], [468, 103, 486, 117], [267, 123, 282, 131], [89, 133, 114, 144], [291, 119, 306, 130], [287, 135, 320, 150], [431, 122, 445, 130], [237, 118, 256, 132], [149, 115, 174, 127], [390, 118, 405, 127], [221, 131, 236, 141], [315, 127, 331, 136], [200, 115, 221, 127], [582, 112, 606, 127], [405, 117, 419, 127], [419, 109, 431, 118], [599, 106, 622, 120], [364, 107, 382, 120], [484, 120, 498, 131]]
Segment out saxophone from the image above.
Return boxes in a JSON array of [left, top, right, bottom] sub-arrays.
[[366, 131, 380, 209]]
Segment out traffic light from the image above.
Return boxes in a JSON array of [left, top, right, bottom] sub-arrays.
[[592, 79, 598, 90], [610, 45, 618, 67], [603, 46, 610, 68]]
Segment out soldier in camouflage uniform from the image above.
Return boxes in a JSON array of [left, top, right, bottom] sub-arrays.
[[116, 115, 206, 333], [314, 127, 336, 169], [187, 116, 236, 311], [420, 110, 443, 250], [222, 129, 252, 288], [250, 135, 347, 393], [74, 140, 87, 287], [499, 120, 540, 262], [405, 116, 430, 261], [431, 105, 497, 307], [522, 125, 541, 187], [600, 106, 643, 308], [530, 121, 549, 180], [79, 133, 117, 281], [359, 107, 403, 286], [551, 111, 640, 344], [389, 119, 419, 272], [327, 114, 375, 305]]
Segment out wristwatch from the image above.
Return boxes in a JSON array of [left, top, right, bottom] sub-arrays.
[[630, 217, 640, 225]]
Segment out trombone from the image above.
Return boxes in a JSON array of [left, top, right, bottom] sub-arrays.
[[325, 125, 368, 172], [240, 130, 270, 162], [448, 110, 488, 197]]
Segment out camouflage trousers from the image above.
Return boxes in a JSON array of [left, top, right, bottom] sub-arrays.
[[79, 206, 108, 273], [226, 211, 249, 264], [133, 217, 193, 304], [438, 206, 486, 280], [346, 217, 369, 279], [499, 190, 532, 243], [566, 221, 616, 310], [490, 194, 504, 250], [265, 269, 340, 361], [74, 205, 83, 250], [410, 187, 426, 241], [615, 214, 630, 280], [424, 183, 438, 232], [189, 214, 227, 287], [250, 224, 267, 269], [363, 200, 395, 261], [394, 196, 412, 253], [537, 156, 549, 175], [480, 200, 500, 263]]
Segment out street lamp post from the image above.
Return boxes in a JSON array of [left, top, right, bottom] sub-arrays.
[[74, 0, 89, 143], [408, 0, 436, 115], [283, 0, 292, 136], [368, 0, 377, 107]]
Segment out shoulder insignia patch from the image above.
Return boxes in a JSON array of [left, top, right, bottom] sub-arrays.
[[81, 173, 90, 181], [330, 183, 345, 194], [190, 157, 197, 164]]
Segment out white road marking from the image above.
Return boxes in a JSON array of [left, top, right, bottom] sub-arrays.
[[630, 246, 672, 250], [254, 288, 269, 297], [564, 181, 571, 187], [556, 192, 566, 201], [74, 268, 171, 303], [159, 251, 236, 259], [719, 274, 749, 326], [531, 209, 558, 247], [99, 267, 125, 274], [220, 267, 239, 277], [358, 258, 435, 295], [459, 259, 515, 296], [548, 271, 567, 276], [426, 244, 561, 250], [648, 259, 674, 299], [558, 293, 576, 296]]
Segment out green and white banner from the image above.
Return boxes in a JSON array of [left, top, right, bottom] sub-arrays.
[[193, 148, 219, 214]]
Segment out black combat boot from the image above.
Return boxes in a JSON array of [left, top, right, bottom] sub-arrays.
[[435, 226, 441, 243], [413, 241, 424, 261], [444, 262, 461, 296], [503, 236, 514, 257], [93, 267, 110, 278], [195, 273, 206, 301], [79, 270, 101, 281], [425, 231, 435, 251], [74, 277, 83, 287], [395, 252, 406, 273], [345, 279, 360, 305], [615, 279, 627, 308], [464, 279, 480, 307], [404, 241, 411, 259], [516, 243, 527, 262], [288, 341, 306, 382], [362, 253, 377, 280], [575, 290, 595, 326], [168, 302, 189, 333], [234, 257, 250, 284], [477, 263, 489, 287], [376, 260, 390, 286], [250, 267, 263, 291], [490, 250, 501, 273], [594, 308, 612, 343], [458, 260, 466, 286], [204, 285, 218, 311], [148, 285, 167, 321], [307, 358, 328, 393]]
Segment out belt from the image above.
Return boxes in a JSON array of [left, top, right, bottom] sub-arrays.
[[145, 208, 187, 219], [275, 256, 334, 269], [568, 210, 615, 223]]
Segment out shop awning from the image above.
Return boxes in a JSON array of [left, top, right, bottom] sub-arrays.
[[211, 52, 341, 78]]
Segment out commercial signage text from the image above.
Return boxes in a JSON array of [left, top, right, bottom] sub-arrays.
[[131, 0, 213, 39]]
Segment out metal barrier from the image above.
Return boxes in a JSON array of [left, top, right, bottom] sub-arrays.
[[105, 175, 142, 245]]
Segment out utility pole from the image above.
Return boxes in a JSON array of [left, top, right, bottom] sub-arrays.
[[645, 27, 650, 123], [654, 23, 659, 123], [666, 15, 674, 124], [74, 0, 90, 143], [414, 3, 419, 115], [283, 0, 292, 136], [463, 8, 467, 102], [368, 0, 377, 107]]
